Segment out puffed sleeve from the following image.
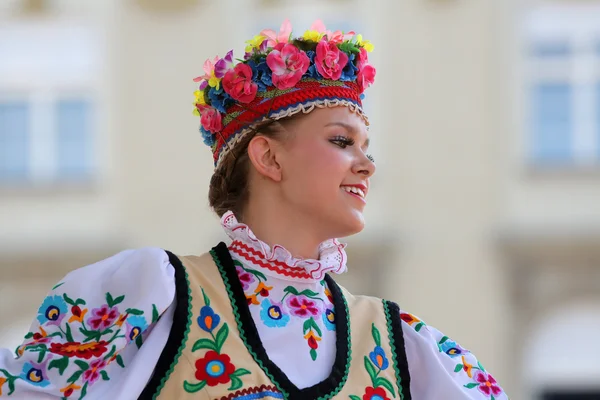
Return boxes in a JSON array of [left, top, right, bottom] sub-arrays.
[[0, 247, 176, 400], [400, 311, 508, 399]]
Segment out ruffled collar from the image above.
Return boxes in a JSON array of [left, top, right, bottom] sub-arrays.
[[221, 211, 347, 282]]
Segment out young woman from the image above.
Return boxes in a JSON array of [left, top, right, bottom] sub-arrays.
[[0, 20, 506, 400]]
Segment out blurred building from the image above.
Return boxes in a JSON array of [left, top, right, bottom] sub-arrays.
[[1, 0, 600, 398]]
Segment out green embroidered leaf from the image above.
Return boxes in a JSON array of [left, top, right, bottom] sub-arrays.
[[372, 323, 381, 347], [116, 355, 125, 368], [298, 289, 319, 297], [104, 345, 116, 361], [24, 332, 34, 339], [183, 379, 207, 393], [302, 319, 311, 333], [284, 286, 300, 296], [364, 356, 377, 384], [454, 364, 463, 373], [464, 383, 479, 389], [215, 324, 229, 353], [106, 292, 114, 307], [310, 348, 317, 361], [439, 336, 449, 345], [112, 295, 125, 306], [65, 323, 74, 342], [80, 382, 88, 399], [52, 282, 65, 290], [375, 377, 396, 398], [415, 322, 424, 332], [232, 260, 243, 267], [75, 298, 86, 306], [49, 356, 69, 375], [49, 332, 63, 338], [311, 319, 322, 337], [67, 370, 83, 383], [247, 269, 267, 281], [63, 293, 76, 306], [349, 396, 362, 400], [152, 304, 159, 323], [100, 370, 110, 381], [477, 361, 486, 372], [231, 368, 251, 377], [135, 335, 143, 349], [201, 288, 211, 307], [74, 360, 89, 370], [228, 376, 243, 391], [191, 338, 217, 353], [36, 346, 46, 363], [125, 308, 144, 316]]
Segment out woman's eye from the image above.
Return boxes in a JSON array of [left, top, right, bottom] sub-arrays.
[[331, 136, 354, 148]]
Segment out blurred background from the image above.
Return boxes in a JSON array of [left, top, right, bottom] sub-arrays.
[[1, 0, 600, 398]]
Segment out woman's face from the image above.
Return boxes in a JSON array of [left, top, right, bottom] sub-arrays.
[[277, 106, 376, 239]]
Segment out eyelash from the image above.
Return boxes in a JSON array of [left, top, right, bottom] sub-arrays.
[[330, 135, 375, 163]]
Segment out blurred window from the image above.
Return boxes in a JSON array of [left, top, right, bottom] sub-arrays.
[[531, 83, 572, 163], [0, 102, 30, 182], [56, 99, 93, 180]]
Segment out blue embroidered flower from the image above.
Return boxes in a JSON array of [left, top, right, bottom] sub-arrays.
[[340, 53, 358, 82], [260, 299, 290, 328], [369, 346, 389, 371], [439, 339, 469, 358], [198, 306, 221, 333], [126, 315, 148, 341], [20, 361, 50, 387], [322, 308, 336, 331], [36, 295, 68, 326]]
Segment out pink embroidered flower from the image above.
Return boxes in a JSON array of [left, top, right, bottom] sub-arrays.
[[474, 371, 503, 397], [82, 359, 107, 386], [286, 295, 322, 318], [266, 44, 310, 90], [236, 266, 256, 291], [222, 63, 258, 103], [260, 18, 292, 47], [356, 47, 376, 92], [314, 40, 349, 81], [87, 305, 119, 330], [199, 106, 222, 133]]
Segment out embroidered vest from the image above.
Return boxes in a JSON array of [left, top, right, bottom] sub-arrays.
[[139, 243, 411, 400]]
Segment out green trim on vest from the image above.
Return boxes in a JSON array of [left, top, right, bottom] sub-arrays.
[[384, 300, 404, 400]]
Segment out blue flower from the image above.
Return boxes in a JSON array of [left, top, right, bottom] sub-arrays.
[[20, 361, 50, 387], [369, 346, 389, 370], [322, 308, 336, 331], [248, 58, 273, 92], [198, 306, 221, 333], [199, 125, 215, 146], [36, 295, 68, 326], [126, 315, 148, 341], [439, 339, 468, 358], [207, 86, 234, 114], [304, 51, 321, 79], [340, 53, 358, 82], [260, 299, 290, 328]]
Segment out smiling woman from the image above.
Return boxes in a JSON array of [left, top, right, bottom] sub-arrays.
[[0, 19, 506, 400]]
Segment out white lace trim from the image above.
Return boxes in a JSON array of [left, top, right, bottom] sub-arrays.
[[221, 211, 348, 281]]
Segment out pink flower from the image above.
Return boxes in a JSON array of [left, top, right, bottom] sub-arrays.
[[87, 305, 119, 330], [309, 20, 354, 44], [236, 266, 256, 291], [356, 48, 376, 92], [314, 40, 349, 81], [82, 359, 107, 386], [286, 295, 322, 318], [199, 106, 222, 133], [266, 44, 310, 90], [474, 371, 503, 397], [214, 50, 234, 79], [222, 63, 258, 103], [193, 56, 219, 90], [260, 19, 292, 47]]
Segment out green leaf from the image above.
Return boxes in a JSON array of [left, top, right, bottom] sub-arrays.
[[375, 377, 396, 398], [464, 383, 479, 389], [215, 324, 229, 353], [477, 361, 486, 372], [364, 356, 377, 384], [152, 304, 159, 323], [454, 364, 463, 373], [232, 260, 243, 267], [284, 286, 299, 296], [100, 370, 110, 381], [36, 346, 46, 363], [7, 377, 15, 395], [231, 368, 251, 377], [116, 355, 125, 368], [65, 323, 74, 342], [349, 396, 362, 400], [303, 319, 311, 333], [228, 376, 243, 391], [372, 323, 381, 347], [310, 348, 317, 361], [52, 282, 65, 290], [74, 360, 89, 370], [135, 335, 143, 349], [49, 356, 70, 375], [112, 295, 125, 306], [201, 288, 210, 307], [248, 269, 267, 281], [415, 322, 424, 332], [311, 319, 322, 337], [24, 332, 34, 339], [67, 370, 83, 383], [439, 336, 449, 345], [183, 380, 207, 393], [106, 292, 114, 307], [63, 293, 76, 306], [75, 298, 86, 306], [104, 345, 116, 361], [80, 382, 88, 399], [125, 308, 143, 316], [191, 338, 218, 353]]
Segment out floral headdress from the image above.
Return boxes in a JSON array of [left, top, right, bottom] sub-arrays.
[[193, 19, 376, 168]]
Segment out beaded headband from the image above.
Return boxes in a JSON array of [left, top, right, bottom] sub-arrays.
[[192, 19, 376, 168]]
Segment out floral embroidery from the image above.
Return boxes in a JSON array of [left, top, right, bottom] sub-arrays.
[[286, 295, 321, 317], [438, 336, 470, 358], [260, 299, 290, 328], [184, 288, 250, 393], [0, 291, 157, 398], [322, 308, 336, 331], [456, 356, 504, 399], [349, 324, 397, 400], [399, 312, 425, 332]]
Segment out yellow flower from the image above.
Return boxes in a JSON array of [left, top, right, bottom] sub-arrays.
[[303, 30, 325, 42], [303, 330, 322, 342], [461, 355, 473, 378], [246, 294, 260, 305], [254, 282, 274, 296], [208, 75, 220, 90], [245, 35, 266, 52], [192, 107, 200, 117], [194, 90, 206, 106], [355, 34, 374, 52]]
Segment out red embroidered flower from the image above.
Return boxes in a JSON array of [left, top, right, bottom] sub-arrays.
[[194, 351, 236, 386], [222, 63, 258, 103], [50, 341, 109, 359], [68, 305, 88, 323], [87, 305, 119, 330], [400, 312, 420, 325], [286, 295, 321, 317], [236, 266, 256, 291], [474, 371, 503, 397], [83, 359, 107, 386], [363, 386, 390, 400]]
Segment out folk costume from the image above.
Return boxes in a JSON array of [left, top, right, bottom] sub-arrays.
[[0, 20, 506, 400]]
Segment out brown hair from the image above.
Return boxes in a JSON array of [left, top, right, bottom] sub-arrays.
[[208, 117, 297, 220]]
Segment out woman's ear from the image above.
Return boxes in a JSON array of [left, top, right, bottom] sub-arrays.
[[247, 136, 283, 182]]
